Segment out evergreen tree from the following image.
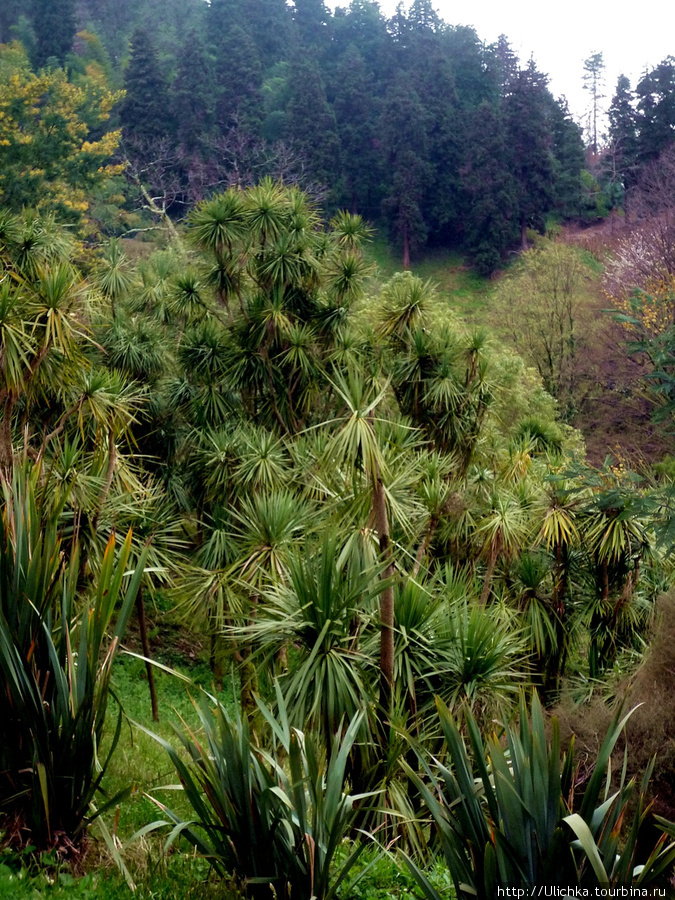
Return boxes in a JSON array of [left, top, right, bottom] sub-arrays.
[[0, 0, 25, 45], [333, 46, 382, 216], [32, 0, 76, 68], [330, 0, 391, 82], [582, 52, 605, 154], [504, 60, 555, 246], [550, 98, 585, 219], [172, 29, 215, 149], [380, 73, 431, 267], [635, 58, 675, 166], [120, 29, 173, 142], [243, 0, 293, 68], [607, 75, 639, 193], [292, 0, 332, 57], [212, 24, 263, 134], [463, 102, 519, 274], [414, 49, 464, 243], [286, 58, 340, 190]]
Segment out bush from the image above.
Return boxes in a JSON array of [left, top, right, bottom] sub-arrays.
[[0, 467, 146, 849], [404, 693, 675, 900]]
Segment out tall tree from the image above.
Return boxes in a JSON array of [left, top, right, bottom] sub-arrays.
[[504, 60, 555, 247], [333, 46, 382, 216], [463, 102, 519, 274], [582, 51, 605, 154], [635, 58, 675, 166], [286, 58, 340, 191], [550, 98, 585, 219], [172, 29, 215, 149], [607, 75, 639, 195], [32, 0, 76, 67], [212, 24, 263, 134], [380, 73, 431, 267], [120, 28, 173, 142]]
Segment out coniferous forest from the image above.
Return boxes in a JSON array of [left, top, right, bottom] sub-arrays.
[[5, 2, 675, 899]]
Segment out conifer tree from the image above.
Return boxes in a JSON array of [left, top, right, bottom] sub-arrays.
[[172, 30, 215, 149], [212, 23, 264, 134], [333, 46, 382, 216], [32, 0, 76, 67], [463, 101, 519, 274], [550, 99, 585, 219], [582, 52, 605, 154], [635, 59, 675, 166], [286, 58, 340, 190], [380, 73, 431, 267], [504, 60, 555, 246], [607, 75, 639, 191], [120, 28, 173, 142]]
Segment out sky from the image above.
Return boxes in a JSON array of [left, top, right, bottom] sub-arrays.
[[332, 0, 675, 138]]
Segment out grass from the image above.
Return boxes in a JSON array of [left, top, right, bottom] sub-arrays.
[[364, 237, 493, 320]]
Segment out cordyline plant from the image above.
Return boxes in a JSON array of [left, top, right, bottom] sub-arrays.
[[0, 465, 146, 848], [403, 693, 675, 899]]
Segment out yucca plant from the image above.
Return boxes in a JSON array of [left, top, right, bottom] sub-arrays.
[[0, 466, 146, 848], [403, 694, 675, 900], [140, 687, 371, 899]]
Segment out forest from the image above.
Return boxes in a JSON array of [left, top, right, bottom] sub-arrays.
[[3, 1, 675, 899]]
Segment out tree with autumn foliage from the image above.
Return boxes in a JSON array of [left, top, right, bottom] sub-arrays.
[[0, 42, 123, 225]]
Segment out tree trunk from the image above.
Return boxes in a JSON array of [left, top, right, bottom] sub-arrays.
[[373, 476, 395, 710], [480, 541, 499, 606], [402, 223, 410, 269], [0, 397, 15, 477], [521, 219, 528, 250], [136, 585, 159, 721]]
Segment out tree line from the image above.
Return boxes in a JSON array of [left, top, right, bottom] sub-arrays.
[[2, 0, 590, 272]]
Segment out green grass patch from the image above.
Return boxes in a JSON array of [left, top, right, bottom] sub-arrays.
[[364, 237, 493, 320]]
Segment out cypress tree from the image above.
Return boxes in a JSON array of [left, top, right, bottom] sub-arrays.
[[503, 60, 556, 246], [607, 75, 639, 192], [172, 30, 215, 149], [550, 99, 585, 219], [212, 24, 264, 134], [635, 59, 675, 166]]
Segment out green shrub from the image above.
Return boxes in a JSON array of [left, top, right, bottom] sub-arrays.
[[141, 687, 371, 899], [403, 693, 675, 899], [0, 467, 146, 848]]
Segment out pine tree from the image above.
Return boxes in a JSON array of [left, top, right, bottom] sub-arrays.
[[120, 29, 173, 142], [582, 52, 605, 154], [32, 0, 75, 67]]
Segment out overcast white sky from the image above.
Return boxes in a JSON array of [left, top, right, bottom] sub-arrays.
[[332, 0, 675, 137]]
